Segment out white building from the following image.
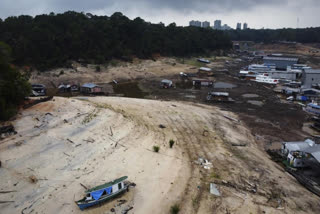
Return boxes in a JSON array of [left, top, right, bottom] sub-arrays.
[[243, 23, 248, 30], [236, 23, 241, 30], [213, 20, 221, 30], [189, 20, 201, 27], [202, 21, 210, 28]]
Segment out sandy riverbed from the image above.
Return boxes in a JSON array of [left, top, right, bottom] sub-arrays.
[[1, 96, 320, 213]]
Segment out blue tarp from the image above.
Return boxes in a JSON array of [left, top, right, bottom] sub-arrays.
[[91, 186, 113, 200]]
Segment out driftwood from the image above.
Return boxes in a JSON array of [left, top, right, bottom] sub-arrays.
[[0, 201, 14, 204], [0, 191, 17, 194], [67, 139, 75, 144], [80, 183, 88, 190], [109, 126, 113, 136], [223, 115, 240, 123]]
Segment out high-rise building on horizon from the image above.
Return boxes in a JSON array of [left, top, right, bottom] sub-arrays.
[[243, 23, 248, 30], [236, 23, 241, 30], [221, 24, 232, 30], [213, 20, 222, 30], [202, 21, 210, 28], [189, 20, 202, 27]]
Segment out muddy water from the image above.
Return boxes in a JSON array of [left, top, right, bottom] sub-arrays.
[[214, 82, 237, 89], [113, 82, 149, 98]]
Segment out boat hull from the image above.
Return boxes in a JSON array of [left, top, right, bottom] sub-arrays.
[[77, 185, 128, 210]]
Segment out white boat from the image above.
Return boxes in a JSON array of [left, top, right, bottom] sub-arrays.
[[253, 74, 279, 84]]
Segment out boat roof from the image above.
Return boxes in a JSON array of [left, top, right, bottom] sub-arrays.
[[86, 176, 128, 193]]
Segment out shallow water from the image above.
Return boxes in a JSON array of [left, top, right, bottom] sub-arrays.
[[242, 94, 260, 98], [214, 82, 237, 89]]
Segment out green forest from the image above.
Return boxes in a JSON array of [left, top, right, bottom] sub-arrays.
[[0, 11, 232, 70], [0, 42, 31, 120], [227, 27, 320, 43]]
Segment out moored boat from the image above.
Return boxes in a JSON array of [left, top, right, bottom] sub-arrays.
[[76, 176, 129, 210]]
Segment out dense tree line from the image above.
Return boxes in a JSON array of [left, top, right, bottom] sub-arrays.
[[0, 12, 232, 70], [227, 27, 320, 43], [0, 42, 31, 120]]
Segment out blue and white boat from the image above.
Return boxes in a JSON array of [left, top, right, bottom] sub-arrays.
[[76, 176, 129, 210]]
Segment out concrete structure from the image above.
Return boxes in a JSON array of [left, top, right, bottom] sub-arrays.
[[263, 56, 299, 70], [302, 69, 320, 88], [236, 23, 241, 30], [202, 21, 210, 28], [243, 23, 248, 30], [213, 20, 221, 30], [189, 20, 201, 27]]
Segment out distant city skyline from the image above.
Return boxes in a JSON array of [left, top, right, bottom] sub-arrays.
[[1, 0, 319, 29]]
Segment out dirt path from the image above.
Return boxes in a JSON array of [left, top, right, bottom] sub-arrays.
[[1, 97, 320, 213]]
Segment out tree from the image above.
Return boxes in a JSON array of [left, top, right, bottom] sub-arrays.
[[0, 42, 31, 120]]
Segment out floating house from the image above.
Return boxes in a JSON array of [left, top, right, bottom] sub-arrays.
[[160, 79, 173, 88], [31, 84, 46, 96], [80, 83, 102, 94], [192, 79, 214, 88]]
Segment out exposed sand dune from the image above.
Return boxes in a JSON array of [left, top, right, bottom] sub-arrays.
[[1, 97, 319, 214]]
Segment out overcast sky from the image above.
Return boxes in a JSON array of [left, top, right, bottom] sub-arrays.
[[1, 0, 319, 29]]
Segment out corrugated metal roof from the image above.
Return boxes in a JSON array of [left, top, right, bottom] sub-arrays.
[[284, 139, 315, 152], [302, 146, 320, 163], [263, 56, 299, 62], [161, 79, 172, 84], [82, 83, 99, 88], [304, 69, 320, 74]]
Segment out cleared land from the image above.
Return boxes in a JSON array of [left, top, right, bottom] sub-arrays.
[[1, 97, 319, 214]]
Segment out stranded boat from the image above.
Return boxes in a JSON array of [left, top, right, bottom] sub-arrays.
[[76, 176, 129, 210]]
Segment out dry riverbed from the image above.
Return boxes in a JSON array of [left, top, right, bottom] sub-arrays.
[[0, 97, 319, 213]]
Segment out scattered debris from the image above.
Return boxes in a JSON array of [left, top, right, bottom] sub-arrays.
[[0, 190, 17, 194], [231, 143, 247, 147], [121, 206, 133, 214], [67, 139, 75, 144], [223, 115, 240, 123], [29, 175, 38, 183], [195, 157, 212, 169], [83, 137, 95, 143], [210, 183, 221, 196], [109, 126, 114, 136], [0, 125, 17, 138], [80, 183, 88, 190], [0, 201, 14, 204], [63, 152, 71, 157]]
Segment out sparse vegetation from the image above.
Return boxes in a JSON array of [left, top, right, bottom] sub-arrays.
[[153, 145, 160, 153], [95, 65, 101, 72], [170, 204, 180, 214], [82, 109, 99, 124], [169, 139, 175, 148], [210, 172, 221, 179]]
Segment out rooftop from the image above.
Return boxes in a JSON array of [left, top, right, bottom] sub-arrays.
[[263, 56, 299, 62], [82, 83, 100, 88]]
